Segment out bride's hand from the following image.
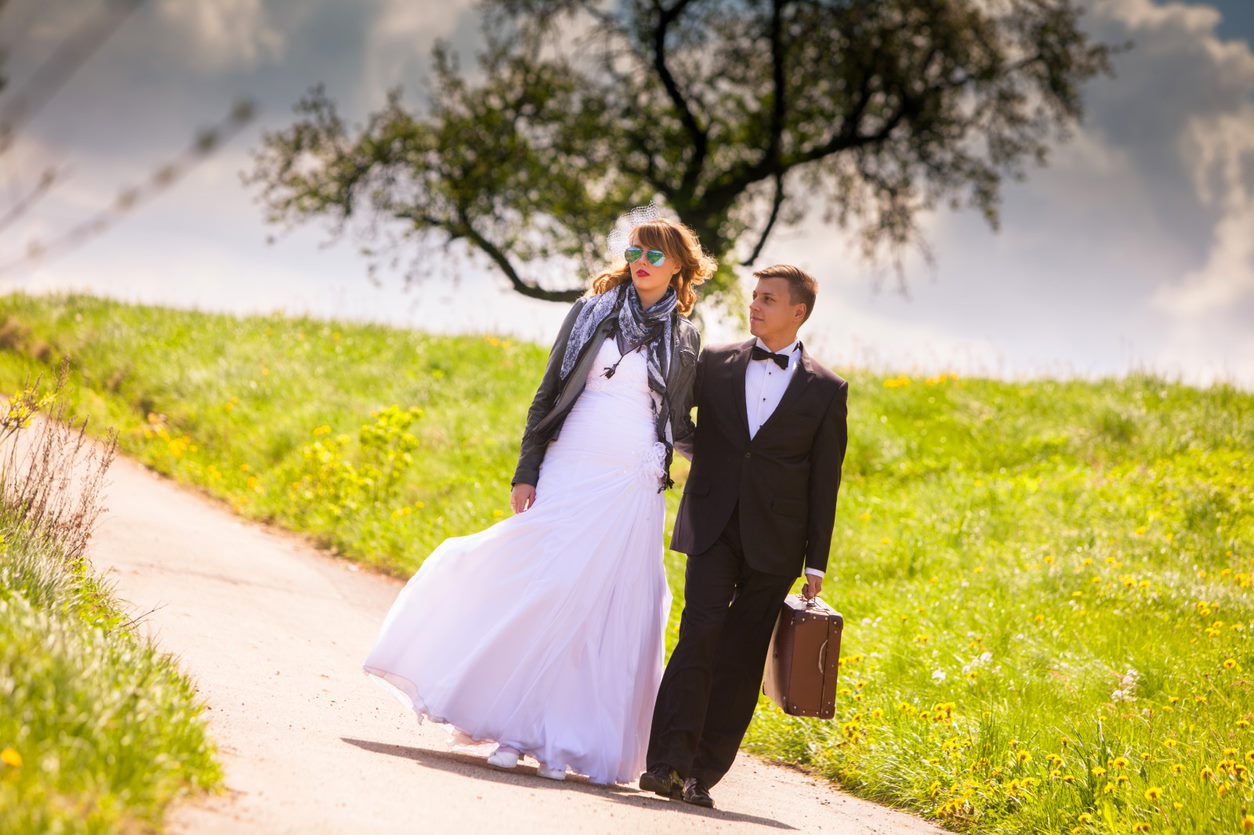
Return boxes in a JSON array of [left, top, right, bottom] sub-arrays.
[[510, 483, 537, 514]]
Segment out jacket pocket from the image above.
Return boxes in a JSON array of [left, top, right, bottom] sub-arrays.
[[771, 497, 805, 518]]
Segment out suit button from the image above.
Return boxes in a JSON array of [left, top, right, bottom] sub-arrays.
[[744, 451, 751, 458]]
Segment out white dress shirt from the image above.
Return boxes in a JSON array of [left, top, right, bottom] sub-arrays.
[[744, 338, 824, 580]]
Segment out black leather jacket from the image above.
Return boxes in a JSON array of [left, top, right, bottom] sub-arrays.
[[512, 296, 701, 487]]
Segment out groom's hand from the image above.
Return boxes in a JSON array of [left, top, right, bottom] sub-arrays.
[[510, 483, 537, 514], [803, 575, 823, 600]]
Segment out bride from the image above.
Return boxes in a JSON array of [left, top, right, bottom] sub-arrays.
[[362, 207, 715, 785]]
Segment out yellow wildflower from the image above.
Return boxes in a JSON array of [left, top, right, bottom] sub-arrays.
[[0, 747, 20, 767], [1144, 786, 1162, 801]]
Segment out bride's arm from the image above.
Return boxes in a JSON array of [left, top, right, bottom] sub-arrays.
[[510, 297, 587, 496], [670, 330, 702, 462]]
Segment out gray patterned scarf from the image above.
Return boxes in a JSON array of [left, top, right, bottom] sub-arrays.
[[559, 282, 679, 489]]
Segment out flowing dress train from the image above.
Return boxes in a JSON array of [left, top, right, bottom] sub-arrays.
[[362, 339, 671, 784]]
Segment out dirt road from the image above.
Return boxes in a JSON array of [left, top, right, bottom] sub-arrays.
[[89, 452, 943, 834]]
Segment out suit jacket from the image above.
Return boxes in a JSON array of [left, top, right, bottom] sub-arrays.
[[670, 339, 848, 577], [512, 295, 701, 487]]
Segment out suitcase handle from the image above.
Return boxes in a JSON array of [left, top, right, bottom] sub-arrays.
[[818, 638, 829, 673]]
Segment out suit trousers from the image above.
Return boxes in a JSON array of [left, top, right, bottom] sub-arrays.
[[647, 504, 796, 786]]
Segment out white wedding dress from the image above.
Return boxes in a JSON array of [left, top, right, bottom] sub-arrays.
[[362, 338, 672, 784]]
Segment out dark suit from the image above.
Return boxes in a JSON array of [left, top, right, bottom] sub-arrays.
[[648, 338, 848, 787]]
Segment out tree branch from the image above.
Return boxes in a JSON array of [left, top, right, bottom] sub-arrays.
[[741, 171, 786, 266], [454, 211, 584, 302], [652, 0, 707, 200]]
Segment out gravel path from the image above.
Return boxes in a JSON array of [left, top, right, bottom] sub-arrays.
[[90, 452, 944, 834]]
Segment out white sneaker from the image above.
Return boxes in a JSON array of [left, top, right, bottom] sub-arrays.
[[537, 762, 567, 781], [487, 746, 520, 769]]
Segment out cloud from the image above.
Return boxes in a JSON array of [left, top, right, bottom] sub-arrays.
[[360, 0, 480, 106], [1152, 103, 1254, 315], [155, 0, 285, 71]]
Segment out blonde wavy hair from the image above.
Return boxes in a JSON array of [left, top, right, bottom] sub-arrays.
[[590, 218, 716, 317]]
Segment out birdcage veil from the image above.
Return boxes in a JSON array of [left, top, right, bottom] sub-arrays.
[[606, 201, 663, 260]]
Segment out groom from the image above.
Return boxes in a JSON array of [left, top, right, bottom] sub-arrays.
[[641, 265, 849, 808]]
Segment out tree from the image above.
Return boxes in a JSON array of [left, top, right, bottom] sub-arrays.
[[247, 0, 1115, 305]]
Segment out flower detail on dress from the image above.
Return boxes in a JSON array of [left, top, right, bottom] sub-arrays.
[[633, 441, 667, 485]]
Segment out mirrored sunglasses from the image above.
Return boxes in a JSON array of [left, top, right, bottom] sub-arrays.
[[624, 246, 667, 268]]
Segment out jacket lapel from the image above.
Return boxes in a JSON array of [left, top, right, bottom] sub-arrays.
[[731, 339, 755, 439]]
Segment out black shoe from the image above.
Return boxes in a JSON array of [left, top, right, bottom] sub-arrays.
[[682, 777, 715, 808], [639, 764, 683, 798]]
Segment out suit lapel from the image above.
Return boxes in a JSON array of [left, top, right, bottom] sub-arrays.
[[730, 339, 755, 439], [754, 344, 815, 438]]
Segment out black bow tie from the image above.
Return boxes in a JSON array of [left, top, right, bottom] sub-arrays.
[[751, 345, 791, 370]]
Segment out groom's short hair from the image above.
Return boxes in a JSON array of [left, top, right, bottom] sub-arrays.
[[753, 265, 817, 323]]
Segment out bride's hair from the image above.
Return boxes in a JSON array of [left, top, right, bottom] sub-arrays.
[[590, 218, 716, 317]]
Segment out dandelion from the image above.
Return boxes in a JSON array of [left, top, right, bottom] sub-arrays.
[[1077, 813, 1093, 824], [1092, 766, 1107, 778], [1243, 815, 1254, 832], [1163, 739, 1178, 749], [1171, 764, 1184, 775], [1017, 751, 1032, 765], [1200, 767, 1214, 781], [1111, 756, 1129, 770], [1144, 787, 1162, 801], [1132, 824, 1150, 833], [1102, 782, 1117, 795], [1246, 751, 1254, 763], [0, 747, 20, 768], [1224, 658, 1239, 670]]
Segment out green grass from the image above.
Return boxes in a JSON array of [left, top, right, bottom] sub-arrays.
[[0, 482, 222, 832], [1, 292, 1250, 834]]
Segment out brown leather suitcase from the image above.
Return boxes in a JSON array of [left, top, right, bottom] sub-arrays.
[[762, 594, 843, 719]]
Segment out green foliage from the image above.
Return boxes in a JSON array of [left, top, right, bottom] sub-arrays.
[[0, 375, 221, 833], [1, 292, 1250, 834]]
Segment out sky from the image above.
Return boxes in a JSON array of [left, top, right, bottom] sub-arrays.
[[1, 0, 1251, 388]]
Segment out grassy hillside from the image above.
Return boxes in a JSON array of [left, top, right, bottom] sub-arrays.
[[1, 292, 1250, 834], [0, 376, 221, 833]]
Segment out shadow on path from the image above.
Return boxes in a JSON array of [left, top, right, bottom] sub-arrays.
[[342, 737, 798, 830]]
